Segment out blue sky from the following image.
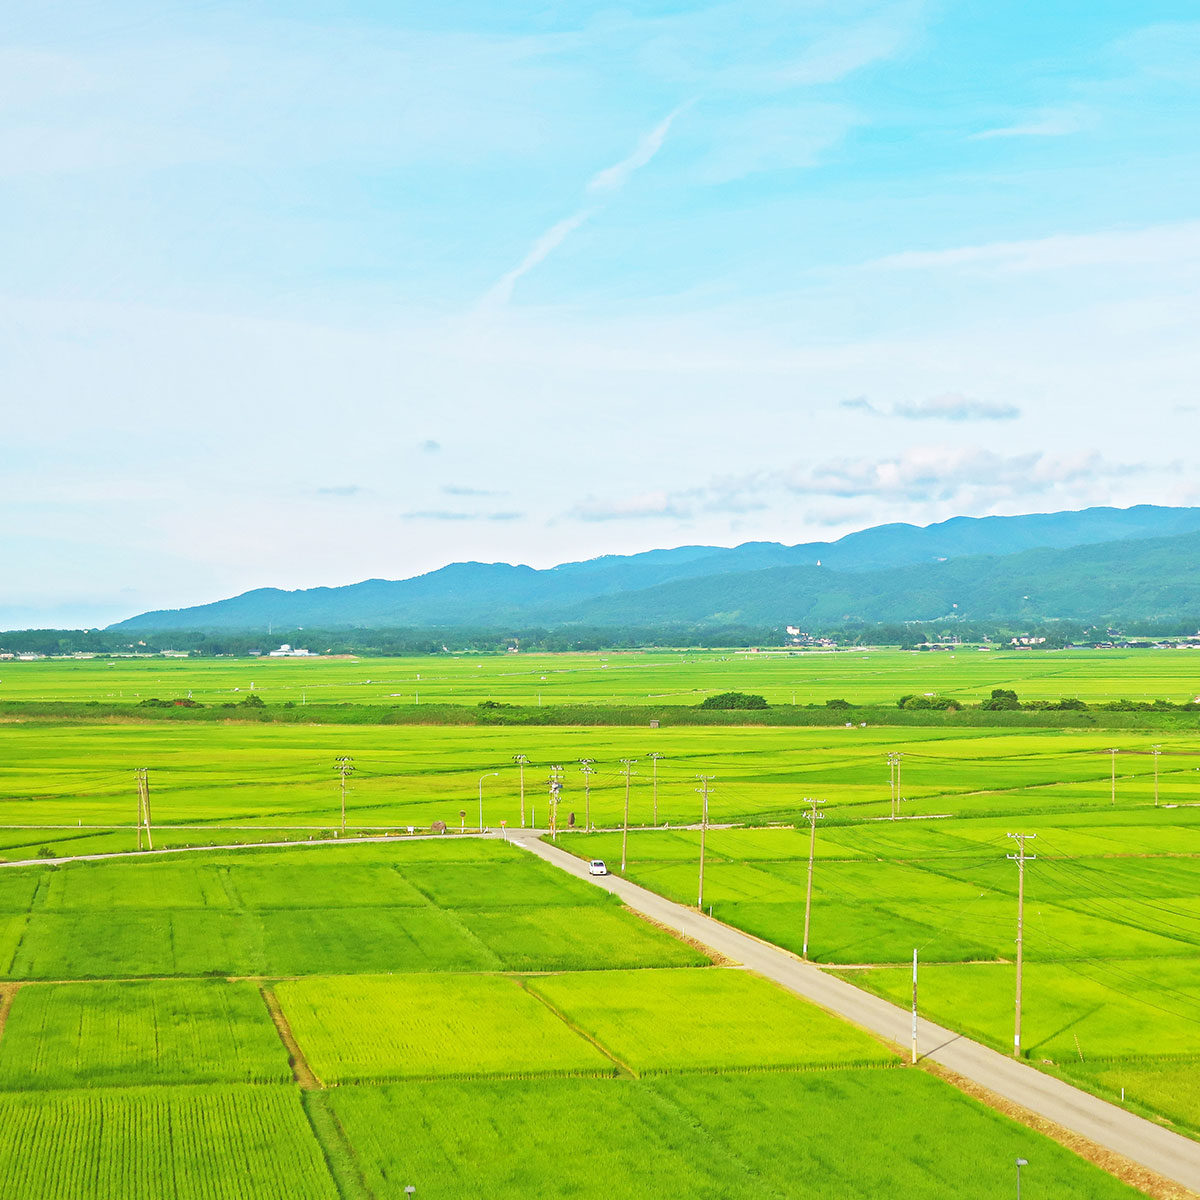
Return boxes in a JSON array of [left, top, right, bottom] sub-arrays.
[[3, 0, 1199, 625]]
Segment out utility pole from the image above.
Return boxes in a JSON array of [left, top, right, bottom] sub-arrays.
[[1007, 833, 1037, 1059], [801, 796, 825, 960], [547, 765, 564, 841], [578, 759, 595, 830], [1108, 747, 1119, 805], [886, 752, 903, 820], [512, 754, 529, 827], [648, 752, 664, 825], [696, 775, 713, 910], [134, 767, 153, 850], [334, 756, 354, 832], [619, 758, 637, 872], [911, 948, 919, 1064], [1151, 744, 1162, 807]]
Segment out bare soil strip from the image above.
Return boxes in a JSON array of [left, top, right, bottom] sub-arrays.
[[259, 983, 320, 1089]]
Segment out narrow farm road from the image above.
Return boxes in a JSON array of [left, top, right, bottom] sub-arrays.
[[517, 831, 1200, 1195]]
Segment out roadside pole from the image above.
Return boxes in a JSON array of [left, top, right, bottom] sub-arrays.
[[911, 948, 918, 1064], [619, 759, 637, 872], [801, 796, 825, 960], [1007, 833, 1037, 1058], [696, 775, 713, 909]]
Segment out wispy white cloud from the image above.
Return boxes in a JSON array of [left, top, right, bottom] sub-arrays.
[[972, 106, 1089, 140], [588, 105, 688, 195], [868, 219, 1200, 274], [482, 104, 688, 305], [569, 491, 691, 522]]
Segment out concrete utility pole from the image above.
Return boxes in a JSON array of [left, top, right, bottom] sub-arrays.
[[1151, 744, 1162, 807], [134, 767, 153, 850], [696, 775, 714, 909], [648, 752, 664, 825], [578, 759, 595, 831], [1007, 833, 1037, 1058], [911, 948, 919, 1064], [334, 756, 354, 832], [801, 796, 825, 960], [619, 758, 637, 872], [478, 771, 498, 833], [886, 752, 903, 820], [547, 765, 564, 841], [512, 754, 529, 827], [1108, 747, 1119, 805]]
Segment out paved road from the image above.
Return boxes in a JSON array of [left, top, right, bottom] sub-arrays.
[[517, 831, 1200, 1194]]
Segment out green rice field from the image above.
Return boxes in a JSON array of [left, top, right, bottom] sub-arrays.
[[566, 810, 1200, 1140], [0, 836, 1150, 1197], [1, 718, 1199, 862], [3, 645, 1200, 707], [0, 652, 1190, 1195]]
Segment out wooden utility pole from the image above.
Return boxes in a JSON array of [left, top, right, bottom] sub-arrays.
[[334, 756, 354, 832], [619, 759, 637, 872], [578, 760, 595, 830], [1151, 745, 1162, 807], [1108, 748, 1119, 805], [134, 767, 153, 850], [513, 755, 529, 827], [1007, 832, 1037, 1058], [801, 796, 825, 960], [696, 775, 713, 909], [648, 752, 664, 825]]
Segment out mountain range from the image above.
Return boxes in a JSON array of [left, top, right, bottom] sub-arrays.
[[112, 505, 1200, 631]]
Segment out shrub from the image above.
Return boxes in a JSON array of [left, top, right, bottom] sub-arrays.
[[698, 692, 769, 710]]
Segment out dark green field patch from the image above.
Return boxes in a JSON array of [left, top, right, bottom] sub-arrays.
[[397, 860, 607, 909], [0, 980, 289, 1088], [458, 905, 708, 971], [258, 906, 498, 975]]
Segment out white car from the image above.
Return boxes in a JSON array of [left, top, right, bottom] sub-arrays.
[[588, 859, 609, 876]]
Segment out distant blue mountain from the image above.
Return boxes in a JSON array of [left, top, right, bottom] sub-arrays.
[[110, 504, 1200, 630]]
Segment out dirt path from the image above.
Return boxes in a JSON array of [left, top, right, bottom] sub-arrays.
[[259, 984, 320, 1089]]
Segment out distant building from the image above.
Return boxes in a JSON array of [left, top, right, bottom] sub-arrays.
[[268, 644, 313, 657]]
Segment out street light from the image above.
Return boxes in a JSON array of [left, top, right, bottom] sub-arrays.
[[478, 772, 499, 832], [1016, 1157, 1028, 1200]]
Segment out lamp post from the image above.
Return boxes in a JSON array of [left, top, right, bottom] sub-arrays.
[[478, 772, 498, 832], [1151, 744, 1162, 807], [1015, 1158, 1027, 1200]]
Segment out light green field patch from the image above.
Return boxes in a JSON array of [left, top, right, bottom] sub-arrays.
[[457, 905, 708, 971], [0, 980, 289, 1088], [1060, 1057, 1200, 1137], [528, 968, 894, 1073], [276, 973, 613, 1083], [0, 1085, 337, 1200]]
